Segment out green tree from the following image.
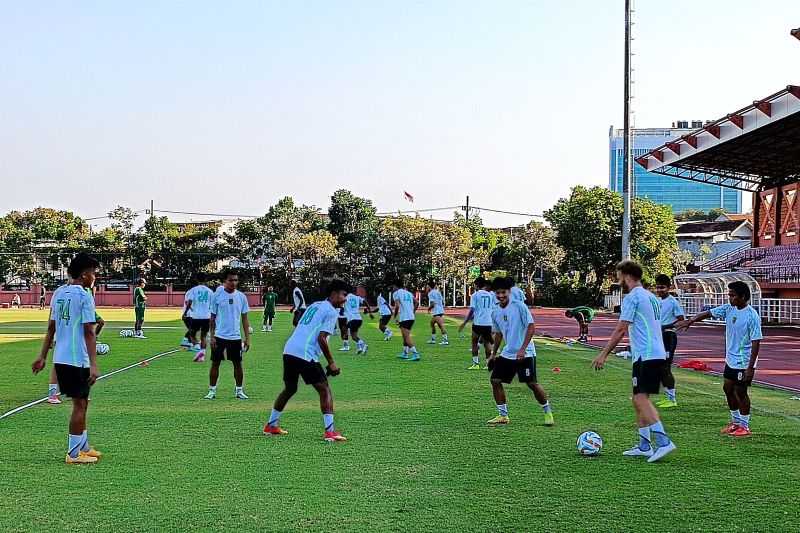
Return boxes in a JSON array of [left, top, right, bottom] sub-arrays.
[[327, 190, 379, 280], [494, 221, 564, 289]]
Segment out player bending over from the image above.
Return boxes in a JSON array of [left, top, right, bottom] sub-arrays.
[[654, 274, 685, 408], [204, 269, 251, 400], [677, 281, 762, 437], [185, 274, 214, 362], [564, 305, 594, 343], [376, 292, 393, 341], [263, 279, 351, 442], [426, 280, 449, 345], [33, 253, 103, 464], [133, 278, 147, 339], [486, 277, 554, 427], [392, 280, 421, 361], [262, 285, 277, 332], [459, 277, 495, 370], [342, 287, 374, 354]]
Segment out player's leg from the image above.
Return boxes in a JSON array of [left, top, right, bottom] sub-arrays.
[[351, 321, 367, 354], [312, 380, 346, 442], [267, 312, 274, 331], [262, 308, 269, 331], [228, 341, 247, 399], [67, 397, 89, 461], [405, 323, 419, 360], [205, 340, 224, 399], [63, 364, 100, 463], [264, 355, 300, 435], [520, 358, 553, 425], [181, 317, 193, 347], [721, 370, 742, 433], [434, 316, 449, 344], [428, 316, 437, 343], [47, 365, 61, 404], [488, 375, 510, 425], [625, 361, 675, 461], [339, 318, 350, 351], [468, 331, 480, 369], [658, 330, 678, 407], [731, 383, 752, 436]]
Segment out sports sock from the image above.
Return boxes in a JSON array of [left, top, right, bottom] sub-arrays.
[[209, 385, 217, 393], [68, 434, 82, 459], [323, 413, 335, 432], [740, 414, 751, 429], [430, 335, 436, 341], [472, 355, 479, 365], [403, 346, 409, 354], [637, 427, 652, 451], [649, 421, 671, 447], [497, 403, 508, 417], [442, 334, 448, 341], [48, 383, 58, 396], [541, 402, 552, 414], [235, 386, 243, 394], [666, 388, 676, 402], [343, 340, 350, 348], [268, 409, 282, 427], [80, 430, 90, 452], [730, 409, 741, 424], [411, 346, 418, 354]]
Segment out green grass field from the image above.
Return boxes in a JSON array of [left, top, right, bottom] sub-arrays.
[[1, 307, 799, 532]]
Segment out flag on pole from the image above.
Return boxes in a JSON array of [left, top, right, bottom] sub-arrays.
[[403, 191, 415, 203]]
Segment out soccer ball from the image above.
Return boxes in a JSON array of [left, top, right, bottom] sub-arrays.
[[119, 329, 135, 338], [577, 431, 603, 456], [96, 343, 110, 355]]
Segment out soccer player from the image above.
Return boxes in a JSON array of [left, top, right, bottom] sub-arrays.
[[458, 277, 495, 370], [261, 285, 278, 332], [32, 253, 103, 464], [508, 277, 527, 305], [263, 279, 350, 442], [39, 285, 46, 309], [181, 281, 196, 349], [204, 270, 251, 400], [486, 277, 554, 427], [185, 275, 214, 362], [426, 280, 449, 345], [343, 287, 374, 354], [337, 305, 350, 350], [392, 280, 420, 361], [592, 260, 676, 463], [654, 274, 685, 408], [677, 281, 762, 437], [289, 280, 307, 327], [376, 292, 393, 341], [133, 278, 147, 339], [564, 305, 594, 342]]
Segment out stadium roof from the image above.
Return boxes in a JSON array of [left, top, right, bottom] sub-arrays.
[[635, 85, 800, 192]]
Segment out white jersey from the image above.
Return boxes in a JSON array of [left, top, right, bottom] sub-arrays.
[[392, 289, 416, 322], [344, 294, 365, 321], [619, 286, 666, 362], [659, 295, 685, 327], [710, 304, 763, 369], [186, 285, 214, 320], [491, 301, 536, 359], [428, 288, 445, 315], [377, 294, 392, 316], [292, 287, 307, 310], [51, 284, 97, 368], [511, 286, 526, 304], [211, 289, 249, 340], [284, 300, 339, 362], [470, 289, 496, 326]]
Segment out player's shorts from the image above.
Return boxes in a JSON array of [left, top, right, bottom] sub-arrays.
[[283, 353, 327, 386], [723, 364, 753, 387], [347, 319, 363, 333], [399, 319, 415, 330], [491, 356, 536, 384], [54, 363, 92, 399], [432, 313, 444, 319], [190, 318, 210, 337], [472, 325, 493, 344], [292, 308, 306, 327], [661, 329, 678, 362], [183, 316, 193, 330], [211, 337, 243, 363], [39, 297, 46, 306], [263, 308, 275, 319], [379, 315, 392, 327], [631, 359, 666, 395], [135, 306, 146, 321]]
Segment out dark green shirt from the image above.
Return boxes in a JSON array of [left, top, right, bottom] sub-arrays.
[[134, 287, 146, 308], [569, 306, 595, 322], [263, 292, 277, 313]]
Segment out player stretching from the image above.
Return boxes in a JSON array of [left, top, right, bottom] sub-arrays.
[[487, 277, 554, 427], [343, 288, 374, 354], [289, 280, 307, 327], [263, 279, 350, 442], [564, 305, 594, 342], [133, 278, 147, 339], [185, 275, 214, 362], [459, 277, 495, 370], [33, 253, 103, 464], [677, 281, 762, 437], [205, 270, 251, 400], [426, 280, 449, 345], [262, 285, 277, 332], [392, 281, 420, 361], [592, 260, 676, 463], [654, 274, 685, 408], [376, 292, 393, 340]]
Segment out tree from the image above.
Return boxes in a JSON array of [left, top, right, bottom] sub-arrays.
[[494, 221, 564, 289], [327, 190, 379, 280]]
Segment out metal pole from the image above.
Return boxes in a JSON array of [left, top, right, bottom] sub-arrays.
[[621, 0, 633, 260], [465, 195, 470, 224]]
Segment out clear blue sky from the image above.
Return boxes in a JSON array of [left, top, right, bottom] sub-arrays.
[[3, 1, 799, 227]]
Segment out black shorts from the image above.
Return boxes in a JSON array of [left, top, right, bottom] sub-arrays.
[[190, 318, 210, 337], [472, 325, 493, 344], [632, 359, 666, 395], [491, 356, 536, 384], [283, 354, 327, 386], [212, 337, 243, 362], [399, 320, 415, 330], [182, 316, 193, 330], [379, 315, 392, 327], [264, 309, 275, 320], [432, 313, 444, 318], [293, 309, 306, 327], [723, 364, 753, 387], [661, 329, 677, 362], [347, 319, 363, 333], [54, 363, 92, 399]]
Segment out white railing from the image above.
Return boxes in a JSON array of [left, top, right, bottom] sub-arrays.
[[678, 294, 800, 325]]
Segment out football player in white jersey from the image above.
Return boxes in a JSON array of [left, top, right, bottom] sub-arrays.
[[654, 274, 685, 408], [342, 287, 374, 354], [391, 280, 421, 360], [592, 261, 676, 463], [185, 274, 215, 362], [376, 292, 394, 340], [426, 280, 449, 345], [458, 277, 495, 370]]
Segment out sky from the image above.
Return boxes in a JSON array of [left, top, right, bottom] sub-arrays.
[[3, 1, 799, 228]]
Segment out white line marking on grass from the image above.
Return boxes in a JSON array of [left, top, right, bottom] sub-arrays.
[[0, 348, 182, 421]]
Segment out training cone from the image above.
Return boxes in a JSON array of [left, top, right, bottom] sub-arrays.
[[140, 360, 149, 367], [552, 367, 561, 373]]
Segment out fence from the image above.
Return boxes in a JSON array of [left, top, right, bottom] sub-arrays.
[[676, 294, 800, 325]]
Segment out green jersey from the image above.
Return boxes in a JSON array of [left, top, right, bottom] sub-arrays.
[[134, 287, 146, 308], [263, 292, 277, 313], [569, 306, 595, 322], [87, 287, 102, 321]]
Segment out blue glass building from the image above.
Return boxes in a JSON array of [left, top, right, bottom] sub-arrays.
[[609, 126, 742, 213]]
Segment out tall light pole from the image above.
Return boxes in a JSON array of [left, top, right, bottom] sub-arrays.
[[621, 0, 633, 260]]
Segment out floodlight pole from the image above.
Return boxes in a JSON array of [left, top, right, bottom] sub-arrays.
[[621, 0, 633, 261]]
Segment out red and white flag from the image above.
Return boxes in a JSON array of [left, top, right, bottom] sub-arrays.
[[403, 191, 415, 203]]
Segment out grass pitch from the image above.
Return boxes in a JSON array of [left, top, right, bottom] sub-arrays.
[[1, 307, 799, 532]]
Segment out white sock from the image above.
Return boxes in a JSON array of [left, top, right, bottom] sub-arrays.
[[68, 434, 82, 458], [403, 346, 409, 354], [268, 409, 282, 427], [80, 430, 90, 452], [730, 409, 741, 423], [48, 383, 58, 396], [235, 386, 243, 393], [323, 413, 334, 432], [666, 388, 676, 402], [497, 404, 508, 417], [740, 414, 751, 429], [209, 385, 217, 393], [472, 355, 479, 365], [443, 334, 448, 341]]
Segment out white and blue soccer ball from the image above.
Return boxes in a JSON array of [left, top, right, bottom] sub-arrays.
[[96, 343, 110, 355], [577, 431, 603, 456], [119, 329, 135, 338]]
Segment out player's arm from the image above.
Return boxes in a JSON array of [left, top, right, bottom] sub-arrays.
[[318, 331, 339, 375], [85, 322, 98, 385], [32, 320, 56, 373], [209, 313, 217, 348], [95, 316, 105, 336], [745, 340, 761, 381], [517, 323, 536, 360], [491, 331, 503, 360], [676, 310, 712, 331], [459, 309, 474, 332], [392, 300, 399, 319], [591, 321, 630, 369], [182, 299, 193, 318], [241, 312, 251, 351]]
